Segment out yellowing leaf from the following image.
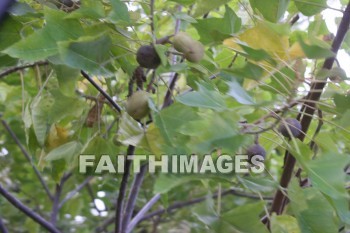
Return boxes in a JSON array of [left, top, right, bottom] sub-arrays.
[[142, 124, 165, 159], [223, 22, 305, 61], [46, 124, 69, 150], [288, 42, 306, 59]]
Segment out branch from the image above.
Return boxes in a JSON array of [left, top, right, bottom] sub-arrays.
[[50, 173, 71, 226], [122, 164, 148, 232], [0, 0, 14, 23], [50, 184, 62, 226], [96, 187, 272, 232], [126, 194, 161, 233], [269, 0, 350, 218], [139, 188, 273, 223], [58, 176, 93, 209], [0, 61, 49, 79], [80, 70, 122, 113], [0, 118, 54, 201], [0, 184, 61, 233], [162, 72, 179, 108], [0, 217, 8, 233], [114, 145, 135, 233]]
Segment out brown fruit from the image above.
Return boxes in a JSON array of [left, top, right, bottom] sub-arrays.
[[246, 144, 266, 162], [136, 45, 161, 69], [278, 118, 302, 138], [173, 32, 204, 63], [125, 91, 150, 120]]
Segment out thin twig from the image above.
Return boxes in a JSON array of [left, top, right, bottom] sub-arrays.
[[114, 145, 135, 233], [139, 188, 273, 223], [0, 217, 8, 233], [0, 119, 54, 201], [0, 184, 61, 233], [80, 70, 122, 113], [95, 187, 272, 232], [58, 176, 94, 209], [122, 164, 148, 232], [50, 173, 71, 226], [126, 194, 161, 233], [0, 61, 49, 79], [0, 0, 15, 23]]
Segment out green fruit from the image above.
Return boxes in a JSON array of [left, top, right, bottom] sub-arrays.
[[125, 91, 150, 120], [173, 32, 204, 63], [278, 118, 302, 138], [136, 45, 161, 69], [246, 144, 266, 162], [184, 41, 204, 63], [173, 32, 194, 54]]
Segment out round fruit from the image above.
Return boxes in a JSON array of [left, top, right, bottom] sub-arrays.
[[246, 144, 266, 162], [278, 118, 302, 138], [183, 41, 204, 63], [125, 91, 150, 120], [173, 32, 194, 54], [173, 32, 204, 63], [136, 45, 161, 69]]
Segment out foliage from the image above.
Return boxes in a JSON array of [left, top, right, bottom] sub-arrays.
[[0, 0, 349, 232]]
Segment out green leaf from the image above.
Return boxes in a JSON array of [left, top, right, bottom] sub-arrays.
[[31, 95, 54, 146], [237, 175, 278, 193], [169, 0, 195, 6], [81, 135, 115, 156], [271, 214, 300, 233], [226, 80, 255, 105], [173, 12, 197, 23], [298, 37, 334, 59], [307, 152, 350, 199], [0, 16, 22, 51], [58, 34, 112, 76], [154, 103, 198, 145], [294, 0, 327, 16], [4, 8, 84, 61], [179, 111, 247, 153], [53, 65, 80, 95], [212, 202, 270, 233], [48, 90, 85, 122], [176, 82, 227, 110], [154, 44, 168, 67], [194, 5, 241, 44], [154, 174, 201, 194], [108, 0, 130, 23], [289, 180, 339, 233], [45, 141, 83, 161], [334, 94, 350, 113], [249, 0, 290, 22], [193, 0, 231, 17], [65, 0, 105, 19], [117, 113, 145, 146], [9, 2, 37, 16]]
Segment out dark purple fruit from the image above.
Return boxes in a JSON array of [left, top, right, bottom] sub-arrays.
[[136, 45, 161, 69], [246, 144, 266, 162], [278, 118, 302, 138]]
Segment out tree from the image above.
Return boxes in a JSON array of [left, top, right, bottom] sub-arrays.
[[0, 0, 350, 232]]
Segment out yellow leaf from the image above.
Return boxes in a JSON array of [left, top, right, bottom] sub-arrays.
[[223, 22, 305, 61], [288, 42, 305, 59], [46, 124, 69, 150]]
